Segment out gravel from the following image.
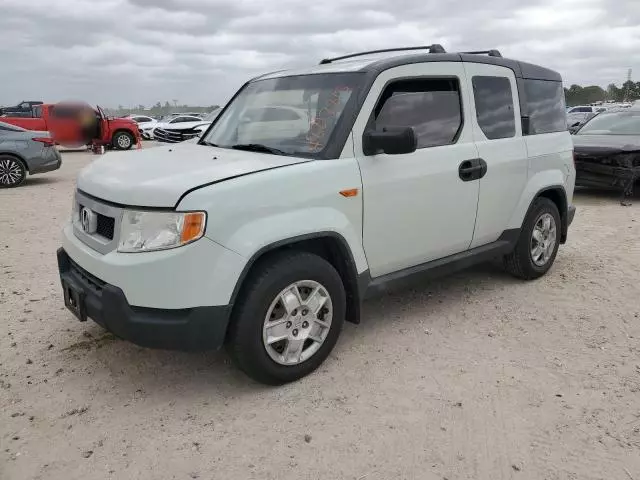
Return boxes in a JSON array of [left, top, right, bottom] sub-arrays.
[[1, 145, 639, 479]]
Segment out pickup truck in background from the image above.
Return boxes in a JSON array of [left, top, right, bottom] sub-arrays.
[[1, 102, 140, 150], [0, 100, 44, 117]]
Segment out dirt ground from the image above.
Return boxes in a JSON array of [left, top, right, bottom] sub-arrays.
[[1, 145, 639, 480]]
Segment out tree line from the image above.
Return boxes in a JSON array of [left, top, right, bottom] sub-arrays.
[[565, 80, 640, 106], [105, 101, 219, 118]]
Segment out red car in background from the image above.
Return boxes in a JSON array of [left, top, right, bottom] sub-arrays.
[[1, 102, 141, 150]]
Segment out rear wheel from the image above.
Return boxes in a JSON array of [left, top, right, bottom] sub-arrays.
[[228, 251, 346, 385], [0, 155, 26, 188], [112, 131, 134, 150], [504, 197, 561, 279]]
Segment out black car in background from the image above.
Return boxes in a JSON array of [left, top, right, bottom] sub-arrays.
[[572, 109, 640, 197], [0, 100, 43, 117]]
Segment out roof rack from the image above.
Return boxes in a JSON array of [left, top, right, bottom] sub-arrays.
[[462, 50, 502, 58], [319, 44, 447, 65]]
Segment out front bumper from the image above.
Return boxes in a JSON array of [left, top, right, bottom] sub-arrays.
[[57, 248, 231, 351]]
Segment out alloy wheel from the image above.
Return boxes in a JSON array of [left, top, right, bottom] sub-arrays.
[[262, 280, 333, 366], [530, 213, 557, 267], [0, 158, 24, 186]]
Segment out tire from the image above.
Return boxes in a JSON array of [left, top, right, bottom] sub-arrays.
[[504, 197, 561, 280], [0, 155, 26, 188], [227, 251, 346, 385], [112, 131, 134, 150]]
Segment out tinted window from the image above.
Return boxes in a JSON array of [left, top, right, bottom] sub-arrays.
[[472, 76, 516, 139], [134, 116, 151, 123], [374, 78, 462, 149], [525, 80, 566, 134]]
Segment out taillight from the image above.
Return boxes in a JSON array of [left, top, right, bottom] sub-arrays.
[[33, 137, 55, 146]]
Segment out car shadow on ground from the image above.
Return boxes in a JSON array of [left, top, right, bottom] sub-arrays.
[[57, 261, 522, 396]]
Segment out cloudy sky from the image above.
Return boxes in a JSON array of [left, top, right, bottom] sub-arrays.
[[1, 0, 639, 108]]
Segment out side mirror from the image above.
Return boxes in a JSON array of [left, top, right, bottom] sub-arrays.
[[362, 127, 417, 156]]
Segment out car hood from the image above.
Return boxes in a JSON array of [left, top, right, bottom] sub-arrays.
[[108, 117, 137, 128], [76, 142, 311, 207], [572, 134, 640, 153]]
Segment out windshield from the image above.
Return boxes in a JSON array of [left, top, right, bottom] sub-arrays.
[[202, 73, 363, 158], [578, 112, 640, 135]]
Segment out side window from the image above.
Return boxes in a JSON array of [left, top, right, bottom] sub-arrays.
[[471, 76, 516, 139], [134, 116, 150, 123], [33, 106, 42, 118], [524, 79, 567, 134], [373, 78, 462, 149]]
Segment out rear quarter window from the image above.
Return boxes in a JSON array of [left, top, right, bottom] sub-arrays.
[[472, 76, 516, 139], [524, 79, 567, 134]]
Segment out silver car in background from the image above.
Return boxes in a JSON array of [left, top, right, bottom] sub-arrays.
[[0, 121, 62, 188]]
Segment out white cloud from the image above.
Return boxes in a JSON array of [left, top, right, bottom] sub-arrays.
[[0, 0, 639, 107]]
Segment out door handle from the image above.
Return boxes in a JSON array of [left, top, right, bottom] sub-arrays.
[[459, 158, 487, 181]]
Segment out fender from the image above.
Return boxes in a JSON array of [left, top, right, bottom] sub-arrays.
[[227, 231, 368, 324], [507, 169, 567, 231], [176, 158, 369, 318]]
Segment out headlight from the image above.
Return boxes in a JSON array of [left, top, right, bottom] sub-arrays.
[[118, 211, 206, 253]]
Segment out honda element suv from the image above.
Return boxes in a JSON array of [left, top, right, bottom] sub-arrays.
[[57, 45, 576, 384]]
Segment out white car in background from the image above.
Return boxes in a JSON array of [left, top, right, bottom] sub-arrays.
[[123, 115, 159, 140], [153, 110, 221, 143]]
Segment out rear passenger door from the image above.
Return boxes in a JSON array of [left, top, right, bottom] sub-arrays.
[[463, 63, 528, 247], [354, 62, 480, 277]]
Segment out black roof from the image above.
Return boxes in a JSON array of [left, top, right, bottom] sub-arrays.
[[360, 52, 561, 82]]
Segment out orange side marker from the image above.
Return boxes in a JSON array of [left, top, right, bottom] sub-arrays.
[[339, 188, 359, 197]]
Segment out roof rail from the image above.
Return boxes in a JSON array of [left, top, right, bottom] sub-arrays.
[[462, 49, 502, 58], [319, 44, 447, 65]]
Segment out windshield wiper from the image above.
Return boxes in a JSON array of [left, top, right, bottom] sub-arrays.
[[199, 140, 218, 147], [231, 143, 288, 156]]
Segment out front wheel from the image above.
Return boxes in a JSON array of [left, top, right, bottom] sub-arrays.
[[0, 155, 26, 188], [112, 131, 134, 150], [504, 197, 561, 279], [228, 251, 346, 385]]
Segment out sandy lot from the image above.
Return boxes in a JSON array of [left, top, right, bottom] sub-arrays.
[[1, 145, 640, 480]]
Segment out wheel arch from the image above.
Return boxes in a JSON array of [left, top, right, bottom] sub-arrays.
[[111, 129, 135, 146], [0, 151, 29, 173], [228, 232, 367, 331], [527, 186, 569, 243]]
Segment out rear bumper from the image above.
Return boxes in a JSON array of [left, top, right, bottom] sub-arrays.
[[29, 148, 62, 174], [57, 248, 231, 351]]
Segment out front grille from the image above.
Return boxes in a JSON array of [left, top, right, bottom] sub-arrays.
[[154, 128, 200, 143], [70, 259, 106, 294], [96, 214, 115, 240]]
